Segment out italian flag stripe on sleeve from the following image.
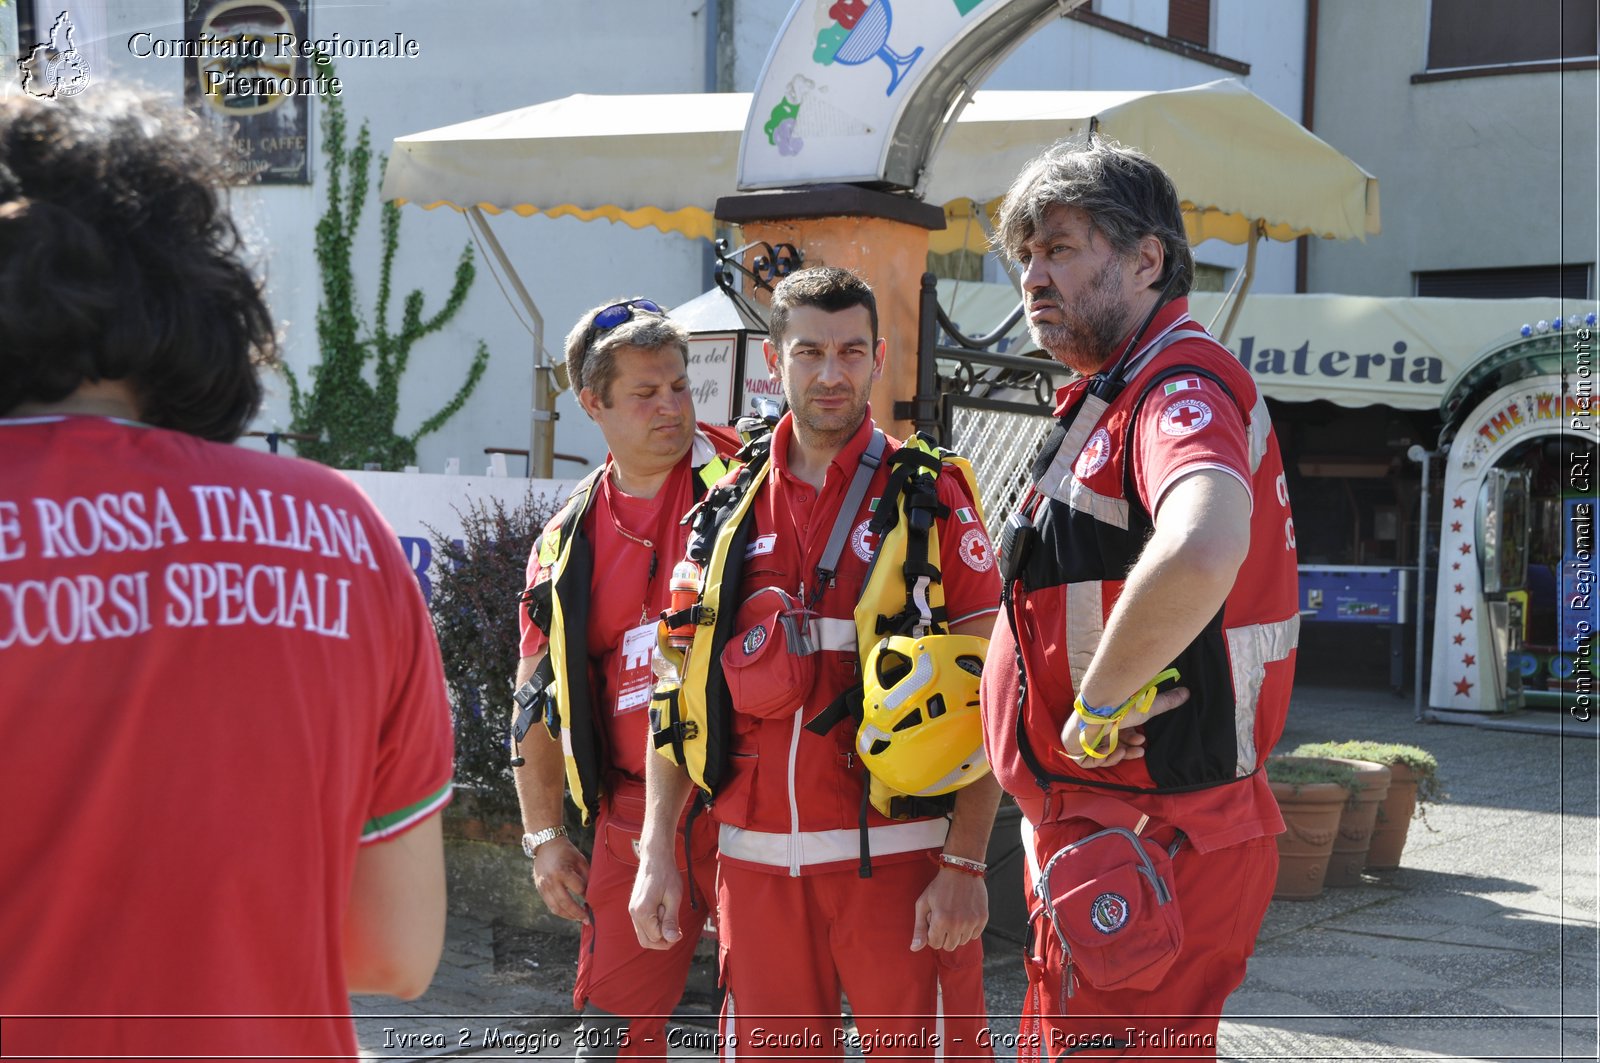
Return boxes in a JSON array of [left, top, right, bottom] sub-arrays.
[[361, 781, 454, 842], [1164, 377, 1201, 395], [956, 506, 976, 523]]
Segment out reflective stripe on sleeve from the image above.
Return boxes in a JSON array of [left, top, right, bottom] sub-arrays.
[[1226, 614, 1301, 774], [947, 604, 1000, 628], [1150, 463, 1253, 519]]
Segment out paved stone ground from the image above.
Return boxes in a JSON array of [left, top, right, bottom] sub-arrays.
[[354, 679, 1599, 1061], [1213, 680, 1597, 1062]]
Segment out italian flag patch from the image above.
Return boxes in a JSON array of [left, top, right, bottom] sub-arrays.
[[956, 506, 977, 524], [868, 498, 880, 512], [1164, 377, 1202, 395]]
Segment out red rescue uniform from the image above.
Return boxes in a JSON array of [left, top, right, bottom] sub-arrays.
[[521, 427, 738, 1058], [982, 299, 1300, 1057], [711, 412, 1001, 1058]]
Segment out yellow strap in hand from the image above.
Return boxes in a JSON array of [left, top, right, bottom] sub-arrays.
[[1073, 668, 1181, 760]]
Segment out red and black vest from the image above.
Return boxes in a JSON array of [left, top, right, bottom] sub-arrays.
[[990, 314, 1300, 799]]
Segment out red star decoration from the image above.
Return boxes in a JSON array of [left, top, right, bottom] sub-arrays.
[[1452, 562, 1461, 570], [1452, 496, 1466, 509], [1459, 542, 1472, 555], [1452, 634, 1465, 645], [1463, 654, 1476, 666], [1454, 583, 1464, 593], [1454, 677, 1474, 696], [1457, 606, 1474, 623], [1451, 521, 1462, 533]]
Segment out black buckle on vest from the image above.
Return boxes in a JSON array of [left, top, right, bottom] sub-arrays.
[[804, 685, 863, 737], [660, 603, 712, 631], [876, 603, 949, 638], [520, 580, 553, 636], [510, 658, 555, 767], [649, 687, 696, 764]]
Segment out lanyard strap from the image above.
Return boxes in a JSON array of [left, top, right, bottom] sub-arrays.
[[808, 428, 886, 608]]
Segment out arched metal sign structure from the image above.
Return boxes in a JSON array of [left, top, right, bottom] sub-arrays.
[[738, 0, 1081, 192]]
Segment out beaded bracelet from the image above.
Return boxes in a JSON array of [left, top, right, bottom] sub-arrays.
[[1072, 667, 1182, 760], [938, 853, 988, 878]]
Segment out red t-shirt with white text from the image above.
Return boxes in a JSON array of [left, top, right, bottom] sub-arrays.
[[0, 416, 453, 1059]]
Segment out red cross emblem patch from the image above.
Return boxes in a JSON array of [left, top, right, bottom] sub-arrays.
[[1075, 427, 1112, 478], [959, 528, 994, 572], [1159, 398, 1213, 437]]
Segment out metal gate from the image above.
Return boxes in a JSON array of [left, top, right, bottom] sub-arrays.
[[900, 273, 1073, 542]]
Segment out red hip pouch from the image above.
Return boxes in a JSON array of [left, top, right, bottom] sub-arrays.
[[1028, 797, 1185, 996]]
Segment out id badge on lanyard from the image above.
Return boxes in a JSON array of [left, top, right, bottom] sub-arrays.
[[614, 621, 657, 716]]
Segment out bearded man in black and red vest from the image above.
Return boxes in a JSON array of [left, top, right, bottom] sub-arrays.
[[981, 138, 1301, 1059]]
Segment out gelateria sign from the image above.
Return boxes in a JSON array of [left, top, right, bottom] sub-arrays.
[[938, 284, 1569, 410], [1179, 294, 1559, 409]]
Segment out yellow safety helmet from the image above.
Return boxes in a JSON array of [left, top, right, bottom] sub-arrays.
[[857, 633, 991, 798]]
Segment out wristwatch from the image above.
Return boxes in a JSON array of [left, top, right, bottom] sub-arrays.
[[521, 826, 568, 859]]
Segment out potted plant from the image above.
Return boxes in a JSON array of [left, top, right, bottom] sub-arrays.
[[429, 488, 588, 926], [1291, 741, 1443, 869], [1316, 757, 1391, 887], [1265, 756, 1359, 900]]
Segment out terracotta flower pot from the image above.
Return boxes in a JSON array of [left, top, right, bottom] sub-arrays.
[[1287, 742, 1442, 872], [1321, 758, 1390, 887], [1365, 760, 1419, 869], [1268, 767, 1349, 900]]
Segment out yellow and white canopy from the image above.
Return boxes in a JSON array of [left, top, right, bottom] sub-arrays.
[[382, 78, 1379, 254]]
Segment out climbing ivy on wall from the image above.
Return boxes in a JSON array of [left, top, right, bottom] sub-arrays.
[[283, 55, 489, 470]]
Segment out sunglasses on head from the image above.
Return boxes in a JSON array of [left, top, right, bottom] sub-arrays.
[[592, 298, 666, 333]]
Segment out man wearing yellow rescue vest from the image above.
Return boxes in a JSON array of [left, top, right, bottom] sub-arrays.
[[513, 300, 738, 1059], [630, 268, 1003, 1056]]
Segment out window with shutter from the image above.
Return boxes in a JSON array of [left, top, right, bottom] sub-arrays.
[[1427, 0, 1597, 69], [1167, 0, 1211, 49], [1414, 265, 1594, 300]]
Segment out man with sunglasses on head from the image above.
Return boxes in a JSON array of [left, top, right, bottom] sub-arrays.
[[980, 139, 1300, 1057], [513, 298, 739, 1060]]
